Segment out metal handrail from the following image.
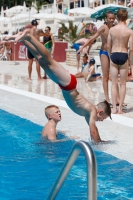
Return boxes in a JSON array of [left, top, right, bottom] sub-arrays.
[[47, 141, 97, 200]]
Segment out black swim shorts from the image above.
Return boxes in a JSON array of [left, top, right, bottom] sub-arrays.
[[27, 50, 34, 59]]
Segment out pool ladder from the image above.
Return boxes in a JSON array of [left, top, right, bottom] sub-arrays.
[[47, 141, 97, 200]]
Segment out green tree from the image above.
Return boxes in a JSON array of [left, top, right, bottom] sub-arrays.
[[59, 21, 93, 46], [0, 0, 50, 9]]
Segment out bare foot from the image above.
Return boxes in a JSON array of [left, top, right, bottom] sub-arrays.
[[43, 76, 48, 79], [27, 77, 32, 81], [112, 108, 117, 114], [118, 110, 126, 114], [38, 77, 44, 81]]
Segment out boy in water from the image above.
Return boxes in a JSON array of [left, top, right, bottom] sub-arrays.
[[42, 105, 61, 141], [15, 31, 111, 143]]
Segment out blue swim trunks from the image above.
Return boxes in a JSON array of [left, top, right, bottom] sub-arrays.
[[73, 43, 81, 54], [99, 50, 109, 58], [90, 73, 101, 79]]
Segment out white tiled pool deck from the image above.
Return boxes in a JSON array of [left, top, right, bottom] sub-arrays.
[[0, 61, 133, 164]]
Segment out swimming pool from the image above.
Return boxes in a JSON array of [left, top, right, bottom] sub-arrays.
[[0, 109, 133, 199]]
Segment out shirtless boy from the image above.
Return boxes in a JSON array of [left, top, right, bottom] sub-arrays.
[[15, 31, 111, 143], [42, 105, 61, 141], [107, 9, 133, 114], [78, 11, 115, 105]]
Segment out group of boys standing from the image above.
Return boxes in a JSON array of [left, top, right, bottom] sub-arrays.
[[78, 9, 133, 114]]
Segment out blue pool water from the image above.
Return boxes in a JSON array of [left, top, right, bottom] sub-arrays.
[[0, 109, 133, 200]]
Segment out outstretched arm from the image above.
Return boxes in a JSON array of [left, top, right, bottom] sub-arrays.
[[85, 115, 102, 143], [77, 26, 105, 54], [85, 66, 95, 82]]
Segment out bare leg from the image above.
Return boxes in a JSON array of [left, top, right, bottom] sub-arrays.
[[28, 59, 33, 80], [131, 65, 133, 77], [75, 72, 84, 78], [35, 60, 42, 80], [110, 61, 118, 114], [100, 54, 110, 103], [4, 32, 23, 41], [20, 37, 71, 86], [118, 62, 128, 114], [6, 53, 10, 61]]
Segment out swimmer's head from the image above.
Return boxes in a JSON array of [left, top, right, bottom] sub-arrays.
[[96, 100, 112, 121], [105, 11, 115, 26], [117, 9, 128, 22], [45, 105, 61, 122]]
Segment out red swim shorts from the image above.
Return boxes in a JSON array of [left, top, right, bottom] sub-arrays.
[[59, 74, 77, 91]]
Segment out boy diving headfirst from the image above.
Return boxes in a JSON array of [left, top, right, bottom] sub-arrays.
[[14, 30, 111, 144]]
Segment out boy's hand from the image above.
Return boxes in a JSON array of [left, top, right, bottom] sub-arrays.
[[77, 48, 82, 54]]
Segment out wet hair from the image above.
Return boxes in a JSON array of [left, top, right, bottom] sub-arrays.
[[97, 100, 112, 119], [117, 9, 128, 21], [45, 105, 59, 119], [46, 26, 51, 31], [83, 54, 88, 59], [105, 11, 114, 18]]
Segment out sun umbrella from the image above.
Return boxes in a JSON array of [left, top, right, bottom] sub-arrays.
[[38, 18, 46, 29], [1, 6, 4, 17], [4, 5, 29, 17], [10, 13, 29, 22], [0, 17, 10, 24], [23, 1, 27, 13], [33, 13, 74, 21], [68, 7, 95, 16], [33, 13, 54, 19], [91, 4, 127, 20], [53, 13, 75, 21]]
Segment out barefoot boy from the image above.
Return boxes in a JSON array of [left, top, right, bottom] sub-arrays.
[[42, 105, 61, 141], [78, 11, 115, 104], [107, 9, 133, 114], [15, 31, 111, 143]]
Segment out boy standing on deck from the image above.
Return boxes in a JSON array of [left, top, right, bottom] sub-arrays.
[[14, 31, 112, 144], [107, 9, 133, 114], [78, 11, 115, 106]]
